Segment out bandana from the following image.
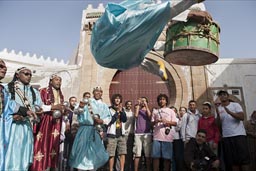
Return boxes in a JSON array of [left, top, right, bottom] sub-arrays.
[[15, 67, 31, 74]]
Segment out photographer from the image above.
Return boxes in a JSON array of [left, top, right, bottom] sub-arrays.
[[184, 129, 219, 171], [151, 94, 177, 171], [133, 96, 152, 171]]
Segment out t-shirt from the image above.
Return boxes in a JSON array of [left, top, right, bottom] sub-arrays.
[[217, 102, 246, 137], [135, 109, 151, 134], [123, 110, 134, 135], [151, 107, 177, 142]]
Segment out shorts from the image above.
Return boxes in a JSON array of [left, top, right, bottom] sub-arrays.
[[133, 134, 152, 157], [107, 136, 127, 157], [222, 135, 250, 167], [151, 140, 173, 160]]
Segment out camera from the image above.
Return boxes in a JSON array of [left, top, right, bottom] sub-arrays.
[[165, 127, 171, 135], [193, 157, 210, 171]]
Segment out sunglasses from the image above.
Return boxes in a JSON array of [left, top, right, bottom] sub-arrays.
[[21, 72, 32, 76], [0, 64, 7, 69]]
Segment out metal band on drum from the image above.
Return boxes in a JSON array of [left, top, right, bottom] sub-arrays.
[[164, 19, 220, 66]]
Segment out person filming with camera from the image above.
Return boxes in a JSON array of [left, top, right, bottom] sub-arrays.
[[151, 94, 177, 171], [184, 129, 220, 171]]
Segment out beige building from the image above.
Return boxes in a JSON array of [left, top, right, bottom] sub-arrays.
[[1, 4, 256, 119]]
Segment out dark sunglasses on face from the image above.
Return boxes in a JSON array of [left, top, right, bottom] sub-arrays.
[[0, 64, 7, 69], [21, 72, 32, 76]]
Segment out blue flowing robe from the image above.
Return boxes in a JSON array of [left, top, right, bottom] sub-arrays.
[[69, 98, 111, 170], [91, 0, 199, 70], [0, 85, 19, 171], [91, 0, 171, 70], [4, 83, 42, 171]]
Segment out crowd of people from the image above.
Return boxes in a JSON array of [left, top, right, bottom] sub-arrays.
[[0, 59, 255, 171]]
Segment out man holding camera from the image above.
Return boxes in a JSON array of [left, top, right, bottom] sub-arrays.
[[151, 94, 177, 171], [133, 96, 152, 171], [184, 129, 219, 171]]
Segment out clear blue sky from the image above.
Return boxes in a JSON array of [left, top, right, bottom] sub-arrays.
[[0, 0, 255, 62]]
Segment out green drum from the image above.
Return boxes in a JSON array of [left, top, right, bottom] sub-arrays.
[[164, 20, 220, 66]]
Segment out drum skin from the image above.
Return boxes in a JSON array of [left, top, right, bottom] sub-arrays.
[[164, 20, 220, 66]]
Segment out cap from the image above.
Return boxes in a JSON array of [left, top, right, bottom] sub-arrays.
[[203, 101, 211, 106], [217, 90, 229, 96]]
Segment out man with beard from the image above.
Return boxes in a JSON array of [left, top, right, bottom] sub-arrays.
[[31, 74, 65, 171]]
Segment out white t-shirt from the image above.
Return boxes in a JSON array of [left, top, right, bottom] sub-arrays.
[[217, 102, 246, 137], [123, 109, 134, 135]]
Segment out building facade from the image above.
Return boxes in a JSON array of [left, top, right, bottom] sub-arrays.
[[1, 3, 255, 119]]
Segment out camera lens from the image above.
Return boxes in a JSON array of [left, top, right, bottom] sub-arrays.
[[165, 127, 170, 135]]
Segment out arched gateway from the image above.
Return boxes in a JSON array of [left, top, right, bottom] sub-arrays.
[[109, 57, 187, 109]]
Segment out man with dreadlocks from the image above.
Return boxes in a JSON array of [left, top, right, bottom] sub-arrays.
[[31, 74, 65, 171], [0, 59, 29, 171], [4, 67, 43, 171]]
